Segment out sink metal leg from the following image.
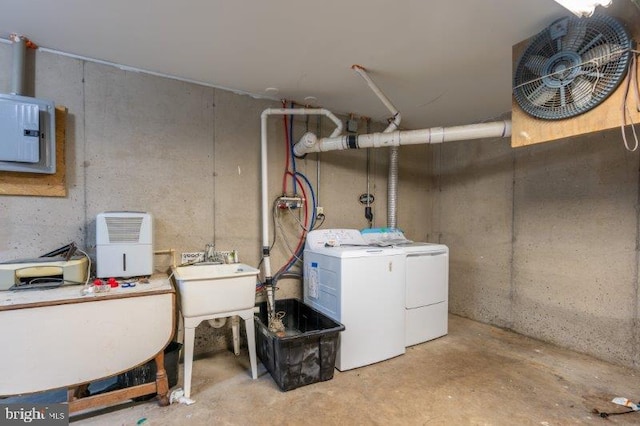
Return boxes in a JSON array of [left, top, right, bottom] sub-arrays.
[[244, 316, 258, 379], [231, 316, 240, 356], [183, 326, 196, 398], [231, 315, 240, 356]]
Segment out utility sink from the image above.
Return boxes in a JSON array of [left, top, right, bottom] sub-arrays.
[[173, 262, 261, 398], [172, 263, 259, 318]]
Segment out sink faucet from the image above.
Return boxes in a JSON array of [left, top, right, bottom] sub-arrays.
[[205, 243, 215, 263]]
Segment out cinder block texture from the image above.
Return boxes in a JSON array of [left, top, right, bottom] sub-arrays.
[[435, 137, 515, 328], [512, 130, 638, 367], [429, 127, 640, 368]]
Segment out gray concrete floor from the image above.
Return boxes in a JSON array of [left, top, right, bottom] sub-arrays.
[[72, 315, 640, 425]]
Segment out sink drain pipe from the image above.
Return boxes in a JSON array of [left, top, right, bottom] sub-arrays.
[[260, 108, 343, 327]]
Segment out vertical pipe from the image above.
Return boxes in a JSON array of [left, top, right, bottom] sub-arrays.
[[388, 147, 399, 229], [365, 118, 373, 228], [316, 115, 322, 208], [10, 35, 26, 96], [260, 111, 275, 324], [351, 65, 402, 229], [260, 112, 270, 255], [260, 108, 342, 328]]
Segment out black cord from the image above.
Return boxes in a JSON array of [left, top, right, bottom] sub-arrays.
[[593, 408, 638, 418], [313, 214, 326, 230]]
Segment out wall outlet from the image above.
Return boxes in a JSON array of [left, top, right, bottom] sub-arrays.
[[181, 251, 205, 264], [316, 206, 324, 216], [346, 118, 358, 133]]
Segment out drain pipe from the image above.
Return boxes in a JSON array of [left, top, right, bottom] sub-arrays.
[[10, 34, 26, 96], [293, 120, 512, 154], [352, 65, 401, 228], [260, 107, 342, 326]]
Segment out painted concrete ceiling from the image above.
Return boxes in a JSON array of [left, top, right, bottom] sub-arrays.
[[0, 0, 589, 129]]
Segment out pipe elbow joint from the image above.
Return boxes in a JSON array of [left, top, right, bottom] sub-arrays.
[[294, 132, 317, 157], [392, 111, 402, 126]]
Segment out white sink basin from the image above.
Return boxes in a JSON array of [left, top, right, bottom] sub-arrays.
[[172, 263, 259, 318]]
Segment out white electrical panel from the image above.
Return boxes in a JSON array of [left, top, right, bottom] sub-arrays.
[[0, 100, 40, 163], [0, 94, 56, 174]]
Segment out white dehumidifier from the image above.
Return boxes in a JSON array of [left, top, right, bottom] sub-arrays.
[[96, 212, 153, 278]]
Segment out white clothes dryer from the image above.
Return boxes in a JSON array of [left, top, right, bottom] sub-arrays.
[[362, 228, 449, 346]]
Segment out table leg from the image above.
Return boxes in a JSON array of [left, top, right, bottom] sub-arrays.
[[67, 383, 89, 403], [154, 351, 170, 406]]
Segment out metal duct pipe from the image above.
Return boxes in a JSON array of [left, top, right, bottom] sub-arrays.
[[387, 147, 399, 229], [10, 35, 26, 96]]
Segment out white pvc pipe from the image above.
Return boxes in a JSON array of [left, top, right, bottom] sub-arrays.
[[260, 107, 342, 325], [10, 35, 26, 96], [260, 108, 342, 254], [293, 120, 512, 156], [260, 108, 342, 292], [352, 65, 401, 132]]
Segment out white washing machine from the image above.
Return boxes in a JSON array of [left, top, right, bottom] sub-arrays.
[[303, 229, 406, 371], [362, 228, 449, 346]]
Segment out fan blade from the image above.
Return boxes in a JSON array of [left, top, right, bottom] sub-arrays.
[[582, 43, 625, 67], [582, 71, 603, 78], [527, 84, 556, 107], [524, 55, 548, 76], [570, 76, 593, 109], [563, 20, 587, 51]]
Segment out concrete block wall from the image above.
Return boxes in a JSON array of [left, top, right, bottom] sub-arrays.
[[0, 45, 395, 355], [428, 128, 640, 368]]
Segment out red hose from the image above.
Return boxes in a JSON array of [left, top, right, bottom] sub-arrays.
[[278, 172, 309, 274]]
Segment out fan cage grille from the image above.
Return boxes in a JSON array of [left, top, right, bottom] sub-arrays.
[[513, 14, 632, 120]]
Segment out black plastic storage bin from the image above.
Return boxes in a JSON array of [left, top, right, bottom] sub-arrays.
[[116, 341, 182, 399], [255, 298, 345, 391]]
